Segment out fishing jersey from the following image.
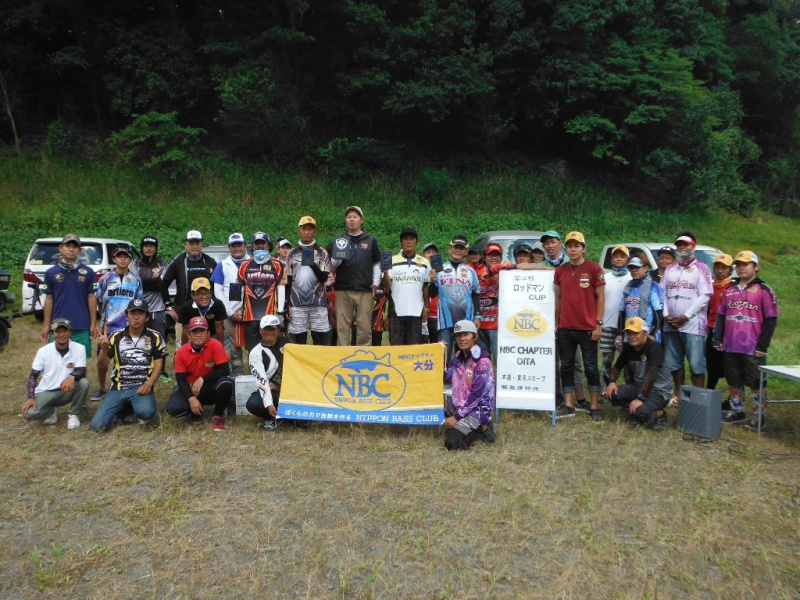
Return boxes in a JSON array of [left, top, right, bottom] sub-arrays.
[[716, 278, 778, 355], [475, 263, 500, 331], [286, 243, 330, 308], [661, 259, 712, 335], [42, 262, 96, 330], [387, 252, 430, 317], [238, 258, 284, 321], [436, 261, 479, 329], [445, 346, 495, 423], [619, 278, 665, 340], [130, 257, 168, 312], [96, 271, 143, 335], [107, 326, 168, 390]]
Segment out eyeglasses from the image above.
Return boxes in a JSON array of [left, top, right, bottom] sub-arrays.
[[193, 290, 211, 297]]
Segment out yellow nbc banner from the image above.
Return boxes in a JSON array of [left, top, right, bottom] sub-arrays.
[[279, 344, 445, 425], [496, 269, 557, 411]]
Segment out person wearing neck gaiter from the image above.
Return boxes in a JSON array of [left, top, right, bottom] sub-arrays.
[[434, 235, 480, 362], [706, 254, 733, 394], [661, 231, 713, 400], [599, 246, 632, 385], [40, 234, 98, 359]]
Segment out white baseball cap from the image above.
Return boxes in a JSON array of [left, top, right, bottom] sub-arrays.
[[453, 320, 477, 335]]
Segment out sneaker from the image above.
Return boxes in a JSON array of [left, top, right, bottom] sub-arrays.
[[263, 418, 277, 430], [122, 414, 138, 424], [722, 410, 746, 424], [651, 414, 668, 432], [480, 421, 496, 444], [744, 416, 765, 431], [211, 415, 225, 432], [67, 414, 80, 430], [43, 411, 58, 425], [575, 399, 591, 413], [721, 398, 732, 411], [555, 405, 575, 419], [137, 419, 149, 426], [667, 395, 679, 408], [91, 389, 107, 402], [590, 409, 603, 423]]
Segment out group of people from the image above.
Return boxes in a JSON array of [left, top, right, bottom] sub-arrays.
[[21, 208, 779, 447]]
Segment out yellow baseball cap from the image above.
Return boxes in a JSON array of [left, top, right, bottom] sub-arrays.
[[733, 251, 759, 265], [564, 231, 586, 246], [624, 317, 646, 333], [612, 245, 629, 257], [713, 254, 733, 267], [191, 277, 211, 292], [298, 215, 317, 228]]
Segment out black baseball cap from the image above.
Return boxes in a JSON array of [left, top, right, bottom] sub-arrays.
[[126, 298, 149, 313], [400, 227, 418, 240], [450, 235, 468, 247]]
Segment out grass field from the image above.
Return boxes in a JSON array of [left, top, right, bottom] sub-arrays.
[[1, 156, 799, 598]]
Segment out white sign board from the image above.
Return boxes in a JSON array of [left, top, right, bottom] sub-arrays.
[[496, 269, 556, 411]]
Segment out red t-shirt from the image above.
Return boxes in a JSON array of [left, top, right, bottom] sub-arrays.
[[554, 259, 605, 330], [174, 337, 228, 385]]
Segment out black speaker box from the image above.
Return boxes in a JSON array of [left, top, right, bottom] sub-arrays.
[[677, 385, 722, 439]]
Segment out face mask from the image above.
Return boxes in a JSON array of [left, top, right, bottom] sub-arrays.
[[253, 250, 270, 264], [677, 248, 695, 262]]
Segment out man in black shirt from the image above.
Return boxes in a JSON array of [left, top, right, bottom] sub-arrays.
[[329, 206, 381, 346], [605, 316, 674, 430]]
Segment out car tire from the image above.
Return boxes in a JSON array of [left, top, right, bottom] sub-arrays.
[[0, 293, 6, 312], [34, 309, 44, 322], [0, 319, 9, 350]]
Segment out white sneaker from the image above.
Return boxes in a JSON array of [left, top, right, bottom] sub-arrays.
[[67, 414, 80, 430], [44, 411, 58, 425]]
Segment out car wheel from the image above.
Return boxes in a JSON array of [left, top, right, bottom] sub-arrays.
[[34, 309, 44, 322], [0, 293, 5, 312]]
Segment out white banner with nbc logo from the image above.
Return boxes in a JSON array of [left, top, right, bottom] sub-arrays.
[[496, 269, 556, 410]]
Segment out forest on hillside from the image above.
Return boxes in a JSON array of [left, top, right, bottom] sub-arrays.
[[1, 0, 798, 215]]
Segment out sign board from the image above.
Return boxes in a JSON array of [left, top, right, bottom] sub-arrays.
[[496, 269, 556, 411], [279, 344, 445, 425]]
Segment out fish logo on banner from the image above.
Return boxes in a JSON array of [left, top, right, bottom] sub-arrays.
[[506, 309, 547, 338], [322, 350, 407, 410]]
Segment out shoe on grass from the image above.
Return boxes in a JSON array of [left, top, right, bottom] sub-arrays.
[[651, 415, 668, 432], [263, 418, 277, 430], [590, 409, 603, 423], [555, 405, 575, 419], [211, 415, 225, 432], [67, 414, 80, 430], [667, 395, 679, 408], [744, 416, 765, 431], [575, 399, 591, 413], [43, 411, 58, 425], [480, 421, 496, 443], [721, 398, 732, 411], [722, 410, 746, 424], [91, 388, 107, 402]]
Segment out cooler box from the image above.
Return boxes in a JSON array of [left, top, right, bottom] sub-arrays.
[[677, 385, 722, 439], [234, 375, 259, 416]]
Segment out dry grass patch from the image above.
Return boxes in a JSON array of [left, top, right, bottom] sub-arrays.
[[0, 318, 799, 598]]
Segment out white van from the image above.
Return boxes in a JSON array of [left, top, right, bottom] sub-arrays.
[[22, 237, 139, 315]]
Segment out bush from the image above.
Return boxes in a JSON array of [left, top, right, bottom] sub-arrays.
[[415, 168, 452, 204], [45, 121, 83, 158], [108, 112, 206, 181]]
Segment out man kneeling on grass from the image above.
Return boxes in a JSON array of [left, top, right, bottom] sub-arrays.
[[604, 317, 673, 430], [443, 320, 495, 450], [21, 318, 90, 430], [246, 314, 306, 430], [165, 316, 233, 432], [90, 299, 168, 431]]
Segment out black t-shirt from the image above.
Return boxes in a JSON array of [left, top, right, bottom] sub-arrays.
[[176, 298, 228, 339]]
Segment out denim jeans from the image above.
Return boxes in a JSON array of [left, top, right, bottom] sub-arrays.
[[557, 329, 600, 393], [90, 387, 156, 430]]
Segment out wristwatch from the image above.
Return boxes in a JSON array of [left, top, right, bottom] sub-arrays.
[[597, 319, 604, 326]]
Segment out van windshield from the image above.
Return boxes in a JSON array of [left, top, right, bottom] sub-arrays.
[[28, 242, 104, 267]]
